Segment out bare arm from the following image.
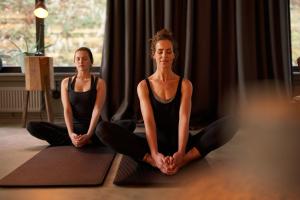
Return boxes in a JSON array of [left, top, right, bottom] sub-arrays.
[[86, 78, 106, 137], [177, 79, 193, 153], [61, 78, 74, 135], [169, 79, 193, 170], [137, 80, 158, 156]]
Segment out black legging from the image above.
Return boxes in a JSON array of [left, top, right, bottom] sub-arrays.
[[27, 120, 136, 146], [95, 116, 237, 160]]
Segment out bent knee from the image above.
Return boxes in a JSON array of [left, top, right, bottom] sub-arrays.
[[96, 121, 127, 144], [95, 121, 112, 141], [26, 121, 41, 136]]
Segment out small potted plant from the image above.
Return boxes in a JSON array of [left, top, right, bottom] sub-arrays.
[[4, 34, 52, 73], [8, 38, 35, 73]]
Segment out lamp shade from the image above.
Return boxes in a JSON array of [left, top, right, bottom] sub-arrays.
[[34, 0, 48, 18]]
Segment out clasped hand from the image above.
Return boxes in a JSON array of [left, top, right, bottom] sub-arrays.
[[69, 133, 91, 147], [153, 151, 185, 175]]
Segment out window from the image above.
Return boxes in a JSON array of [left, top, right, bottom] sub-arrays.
[[0, 0, 35, 67], [0, 0, 106, 68], [291, 0, 300, 66], [46, 0, 106, 67]]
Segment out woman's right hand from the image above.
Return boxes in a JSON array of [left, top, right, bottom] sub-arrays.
[[152, 152, 169, 174], [69, 133, 81, 147]]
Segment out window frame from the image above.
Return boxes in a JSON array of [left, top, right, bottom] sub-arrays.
[[0, 0, 104, 73]]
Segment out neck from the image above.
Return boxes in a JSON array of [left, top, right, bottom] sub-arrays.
[[154, 68, 174, 82], [77, 71, 90, 79]]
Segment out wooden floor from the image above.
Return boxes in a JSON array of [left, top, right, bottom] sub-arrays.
[[0, 123, 299, 200]]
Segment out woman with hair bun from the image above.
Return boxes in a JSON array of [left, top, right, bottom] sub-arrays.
[[97, 29, 237, 175]]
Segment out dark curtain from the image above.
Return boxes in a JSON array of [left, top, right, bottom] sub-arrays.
[[101, 0, 292, 125]]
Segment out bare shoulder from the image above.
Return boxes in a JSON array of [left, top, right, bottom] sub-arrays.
[[61, 77, 70, 89], [96, 77, 106, 89], [97, 77, 106, 85], [137, 79, 147, 91], [182, 79, 193, 90], [137, 80, 149, 97], [61, 77, 69, 84], [181, 79, 193, 95]]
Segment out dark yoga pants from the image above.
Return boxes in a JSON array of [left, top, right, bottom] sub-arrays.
[[96, 116, 237, 160]]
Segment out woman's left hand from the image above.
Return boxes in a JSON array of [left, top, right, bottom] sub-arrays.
[[75, 134, 91, 147]]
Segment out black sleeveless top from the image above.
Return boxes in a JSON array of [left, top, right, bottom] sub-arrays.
[[145, 77, 185, 151], [68, 75, 98, 128]]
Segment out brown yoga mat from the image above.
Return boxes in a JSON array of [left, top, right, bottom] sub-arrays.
[[0, 146, 115, 187], [113, 155, 210, 186]]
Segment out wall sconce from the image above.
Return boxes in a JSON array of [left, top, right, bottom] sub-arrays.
[[34, 0, 48, 18]]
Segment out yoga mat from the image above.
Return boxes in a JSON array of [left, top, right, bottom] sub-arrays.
[[0, 146, 115, 187], [113, 155, 210, 186]]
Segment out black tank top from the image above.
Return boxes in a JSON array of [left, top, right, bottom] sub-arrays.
[[68, 75, 98, 127], [145, 77, 183, 150]]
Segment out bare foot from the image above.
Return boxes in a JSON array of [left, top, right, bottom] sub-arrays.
[[143, 153, 157, 167], [182, 147, 201, 166], [166, 148, 201, 175], [143, 153, 172, 175]]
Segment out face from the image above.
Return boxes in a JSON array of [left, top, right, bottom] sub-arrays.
[[153, 40, 175, 69], [74, 50, 92, 72]]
